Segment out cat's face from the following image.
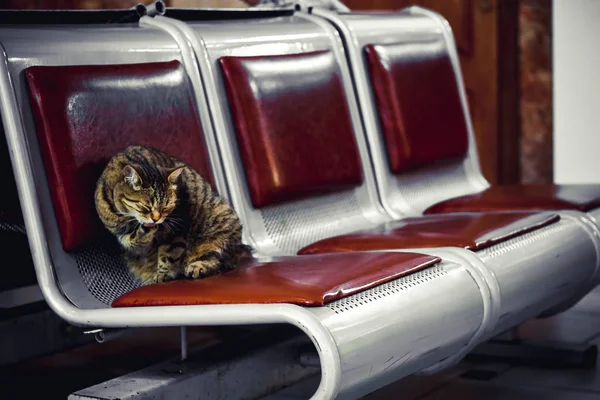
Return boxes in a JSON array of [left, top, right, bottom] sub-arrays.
[[114, 164, 184, 228]]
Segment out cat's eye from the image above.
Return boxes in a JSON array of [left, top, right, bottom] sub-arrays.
[[121, 198, 149, 213], [121, 198, 137, 207], [134, 203, 150, 213]]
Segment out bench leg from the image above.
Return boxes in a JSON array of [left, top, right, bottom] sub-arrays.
[[180, 326, 187, 361]]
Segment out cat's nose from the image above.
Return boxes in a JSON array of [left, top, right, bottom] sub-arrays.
[[151, 210, 161, 222]]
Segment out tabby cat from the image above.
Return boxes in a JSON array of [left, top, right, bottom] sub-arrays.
[[94, 145, 251, 285]]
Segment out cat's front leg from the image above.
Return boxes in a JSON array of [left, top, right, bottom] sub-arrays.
[[153, 237, 186, 283], [126, 253, 157, 285], [183, 237, 229, 279]]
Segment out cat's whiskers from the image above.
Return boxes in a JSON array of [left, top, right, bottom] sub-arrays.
[[162, 219, 180, 235], [163, 223, 174, 235], [166, 218, 184, 229], [165, 214, 184, 225]]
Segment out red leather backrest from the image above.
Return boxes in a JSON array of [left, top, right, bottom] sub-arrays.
[[25, 61, 214, 251], [364, 41, 469, 174], [218, 50, 364, 208]]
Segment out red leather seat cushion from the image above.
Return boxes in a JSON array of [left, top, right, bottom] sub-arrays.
[[425, 184, 600, 214], [364, 42, 469, 173], [25, 61, 214, 250], [111, 251, 440, 307], [219, 50, 364, 208], [298, 211, 559, 254]]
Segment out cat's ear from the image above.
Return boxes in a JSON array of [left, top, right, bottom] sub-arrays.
[[167, 166, 184, 186], [122, 165, 142, 190]]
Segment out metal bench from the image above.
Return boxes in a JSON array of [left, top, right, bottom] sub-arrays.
[[107, 4, 600, 391], [0, 3, 599, 399]]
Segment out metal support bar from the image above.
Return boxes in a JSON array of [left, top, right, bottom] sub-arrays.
[[180, 326, 187, 361]]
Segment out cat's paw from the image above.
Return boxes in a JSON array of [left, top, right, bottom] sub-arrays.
[[132, 226, 157, 247], [153, 271, 178, 284], [184, 260, 219, 279], [140, 224, 159, 234]]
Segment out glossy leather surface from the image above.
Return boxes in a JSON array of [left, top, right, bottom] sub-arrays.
[[112, 251, 440, 307], [25, 61, 214, 250], [219, 50, 364, 208], [298, 211, 559, 254], [425, 184, 600, 214], [364, 41, 469, 173]]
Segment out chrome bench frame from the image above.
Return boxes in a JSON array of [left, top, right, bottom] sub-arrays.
[[0, 4, 598, 399]]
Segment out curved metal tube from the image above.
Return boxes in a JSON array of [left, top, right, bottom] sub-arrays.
[[399, 247, 500, 375], [537, 211, 600, 317], [129, 3, 147, 17]]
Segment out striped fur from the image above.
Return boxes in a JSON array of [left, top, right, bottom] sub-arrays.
[[94, 145, 251, 285]]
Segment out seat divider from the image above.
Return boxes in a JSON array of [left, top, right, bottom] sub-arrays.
[[139, 15, 230, 202]]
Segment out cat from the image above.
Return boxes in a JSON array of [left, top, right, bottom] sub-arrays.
[[94, 145, 251, 285]]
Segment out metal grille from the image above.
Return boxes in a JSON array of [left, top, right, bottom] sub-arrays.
[[261, 189, 377, 254], [477, 219, 573, 260], [74, 239, 141, 305], [392, 161, 482, 214], [327, 264, 447, 314]]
